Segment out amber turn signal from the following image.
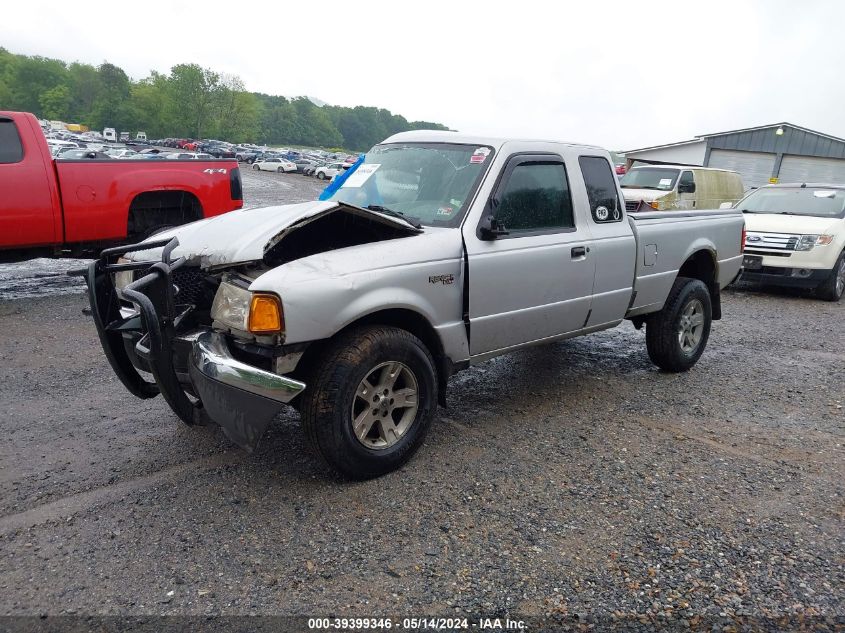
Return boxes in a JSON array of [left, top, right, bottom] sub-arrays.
[[248, 294, 284, 334]]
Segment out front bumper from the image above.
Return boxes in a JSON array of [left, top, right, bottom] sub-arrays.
[[73, 237, 305, 452], [740, 266, 828, 288], [189, 330, 304, 449]]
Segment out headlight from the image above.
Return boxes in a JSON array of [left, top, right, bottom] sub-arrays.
[[113, 257, 134, 294], [795, 235, 820, 251], [211, 281, 252, 331], [795, 234, 834, 251], [211, 281, 284, 335]]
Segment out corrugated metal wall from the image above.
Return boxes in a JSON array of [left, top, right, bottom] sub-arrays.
[[706, 126, 845, 159]]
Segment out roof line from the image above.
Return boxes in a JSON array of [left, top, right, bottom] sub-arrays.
[[626, 122, 845, 155], [697, 122, 845, 144], [622, 138, 704, 154]]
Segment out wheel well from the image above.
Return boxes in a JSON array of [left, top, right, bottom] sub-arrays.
[[295, 308, 451, 407], [127, 190, 203, 239], [678, 250, 721, 320]]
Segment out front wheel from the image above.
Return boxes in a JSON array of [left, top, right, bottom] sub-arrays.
[[252, 164, 260, 170], [300, 326, 437, 479], [816, 251, 845, 301], [316, 172, 326, 180], [646, 277, 712, 372]]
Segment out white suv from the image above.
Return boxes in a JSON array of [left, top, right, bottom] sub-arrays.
[[314, 162, 347, 180], [739, 183, 845, 301]]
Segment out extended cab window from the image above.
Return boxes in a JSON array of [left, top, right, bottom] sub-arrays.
[[579, 156, 622, 222], [495, 162, 574, 232], [0, 120, 24, 164]]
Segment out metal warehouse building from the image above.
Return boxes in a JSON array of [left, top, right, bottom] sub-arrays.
[[623, 123, 845, 190]]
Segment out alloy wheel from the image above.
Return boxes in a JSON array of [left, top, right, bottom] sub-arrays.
[[677, 299, 705, 354], [351, 361, 419, 450]]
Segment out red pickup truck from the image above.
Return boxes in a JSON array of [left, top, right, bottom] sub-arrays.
[[0, 111, 243, 262]]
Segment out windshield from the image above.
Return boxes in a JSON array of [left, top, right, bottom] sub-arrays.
[[739, 187, 845, 218], [325, 143, 493, 227], [620, 167, 680, 191]]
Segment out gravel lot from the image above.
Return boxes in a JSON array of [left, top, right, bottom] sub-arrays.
[[0, 169, 843, 627]]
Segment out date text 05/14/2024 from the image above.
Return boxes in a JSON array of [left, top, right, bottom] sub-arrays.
[[307, 617, 527, 630]]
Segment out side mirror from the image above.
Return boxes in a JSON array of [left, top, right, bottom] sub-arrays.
[[678, 182, 696, 194], [719, 202, 734, 209], [479, 214, 509, 240]]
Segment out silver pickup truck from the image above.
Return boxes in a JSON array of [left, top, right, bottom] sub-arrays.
[[80, 131, 745, 478]]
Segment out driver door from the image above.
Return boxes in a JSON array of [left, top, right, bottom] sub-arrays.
[[462, 153, 595, 359]]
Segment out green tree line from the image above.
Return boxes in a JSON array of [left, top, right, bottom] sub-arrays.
[[0, 48, 450, 151]]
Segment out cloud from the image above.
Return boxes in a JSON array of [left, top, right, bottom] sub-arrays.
[[2, 0, 842, 149]]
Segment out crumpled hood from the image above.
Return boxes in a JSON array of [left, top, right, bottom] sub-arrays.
[[127, 200, 421, 268], [743, 213, 839, 235], [250, 226, 463, 291], [620, 188, 671, 203]]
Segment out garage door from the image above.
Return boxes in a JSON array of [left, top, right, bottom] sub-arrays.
[[708, 149, 776, 190], [778, 155, 845, 184]]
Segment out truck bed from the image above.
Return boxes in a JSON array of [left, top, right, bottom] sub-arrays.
[[626, 208, 745, 316]]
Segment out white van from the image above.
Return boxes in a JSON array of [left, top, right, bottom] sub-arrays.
[[103, 128, 117, 142], [136, 131, 147, 141], [620, 165, 745, 212]]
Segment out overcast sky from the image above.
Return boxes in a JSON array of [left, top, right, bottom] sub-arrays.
[[2, 0, 842, 149]]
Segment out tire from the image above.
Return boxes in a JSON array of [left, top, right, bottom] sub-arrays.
[[141, 224, 175, 240], [316, 171, 326, 180], [252, 164, 260, 170], [815, 250, 845, 302], [645, 277, 712, 372], [300, 326, 438, 479], [277, 167, 284, 173]]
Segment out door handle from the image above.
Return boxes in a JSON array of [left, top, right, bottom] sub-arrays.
[[571, 246, 587, 258]]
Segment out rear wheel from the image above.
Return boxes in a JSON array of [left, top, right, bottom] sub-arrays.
[[316, 171, 326, 180], [277, 167, 284, 173], [300, 326, 437, 479], [816, 251, 845, 301], [646, 277, 712, 372], [252, 164, 260, 170]]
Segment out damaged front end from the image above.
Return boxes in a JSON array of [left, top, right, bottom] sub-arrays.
[[75, 237, 305, 451]]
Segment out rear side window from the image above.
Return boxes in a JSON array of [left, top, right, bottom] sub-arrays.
[[495, 162, 574, 232], [579, 156, 622, 222], [0, 119, 24, 164]]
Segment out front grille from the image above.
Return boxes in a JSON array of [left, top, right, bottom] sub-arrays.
[[759, 266, 789, 276], [172, 268, 209, 306], [625, 200, 640, 211], [745, 231, 799, 251], [744, 248, 791, 257]]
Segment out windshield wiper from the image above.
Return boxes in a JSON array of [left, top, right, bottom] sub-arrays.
[[366, 205, 422, 229]]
